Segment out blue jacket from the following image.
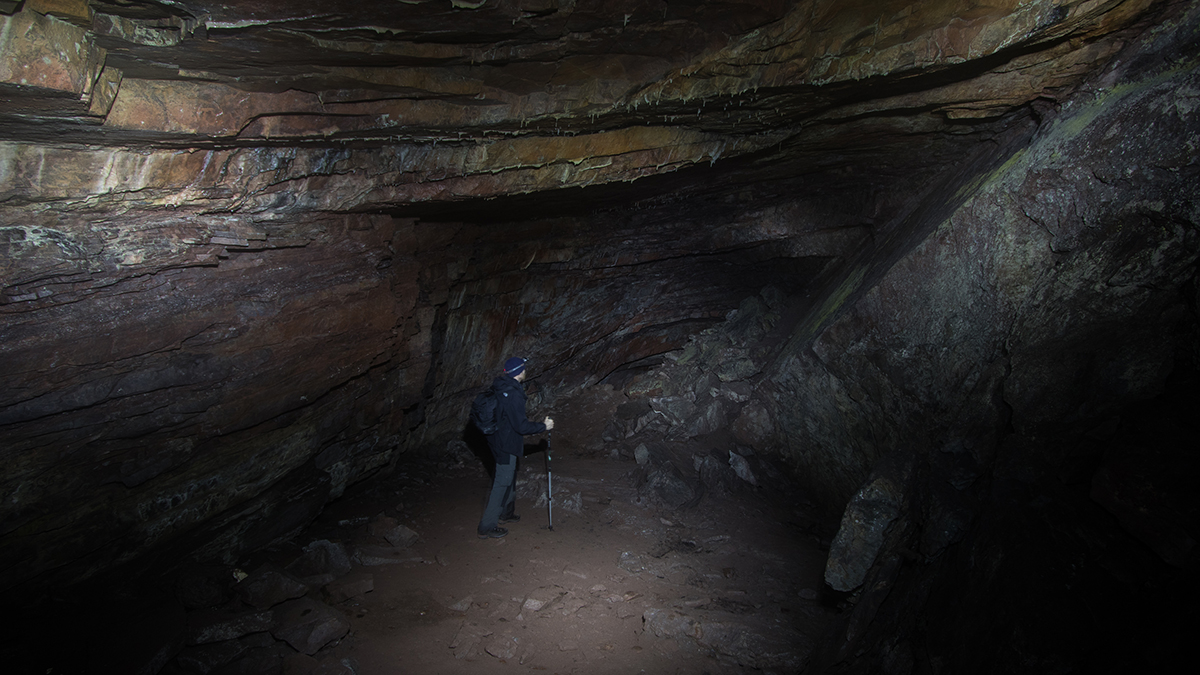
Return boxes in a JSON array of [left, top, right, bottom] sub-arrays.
[[487, 373, 546, 459]]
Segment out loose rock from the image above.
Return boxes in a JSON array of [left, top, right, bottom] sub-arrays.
[[285, 540, 351, 586], [367, 515, 420, 549], [522, 586, 566, 613], [638, 462, 698, 509], [728, 449, 758, 486], [270, 598, 350, 656], [322, 572, 374, 605], [187, 608, 275, 645], [234, 565, 309, 610], [483, 635, 519, 660]]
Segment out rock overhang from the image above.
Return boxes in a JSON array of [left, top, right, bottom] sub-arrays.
[[2, 0, 1164, 209], [1, 0, 1194, 600]]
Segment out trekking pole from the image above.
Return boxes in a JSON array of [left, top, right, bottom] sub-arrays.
[[545, 431, 554, 531]]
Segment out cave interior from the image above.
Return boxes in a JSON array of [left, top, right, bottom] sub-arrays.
[[2, 0, 1200, 673]]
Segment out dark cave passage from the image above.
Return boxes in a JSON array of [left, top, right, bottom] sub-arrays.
[[3, 1, 1200, 674]]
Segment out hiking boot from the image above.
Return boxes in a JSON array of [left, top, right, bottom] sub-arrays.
[[499, 513, 521, 524], [477, 526, 508, 539]]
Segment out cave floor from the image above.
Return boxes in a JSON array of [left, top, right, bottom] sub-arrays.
[[272, 387, 837, 674]]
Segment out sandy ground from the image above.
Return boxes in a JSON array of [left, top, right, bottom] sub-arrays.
[[255, 386, 838, 674]]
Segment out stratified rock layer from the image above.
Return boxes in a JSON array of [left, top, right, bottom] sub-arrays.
[[2, 7, 1196, 656]]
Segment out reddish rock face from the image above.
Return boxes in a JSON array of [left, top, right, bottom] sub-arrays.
[[1, 0, 1196, 614]]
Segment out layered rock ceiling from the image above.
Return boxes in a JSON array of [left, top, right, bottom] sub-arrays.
[[3, 1, 1199, 666]]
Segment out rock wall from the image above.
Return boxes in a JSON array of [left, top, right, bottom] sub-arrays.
[[772, 0, 1200, 526], [0, 160, 882, 595], [1, 0, 1192, 638], [1, 213, 415, 589], [526, 4, 1199, 668], [770, 8, 1200, 671]]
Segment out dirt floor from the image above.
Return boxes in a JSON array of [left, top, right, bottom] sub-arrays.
[[254, 386, 839, 674]]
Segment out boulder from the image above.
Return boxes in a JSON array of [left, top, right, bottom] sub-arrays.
[[270, 598, 350, 656], [715, 355, 759, 383], [716, 381, 754, 403], [694, 453, 738, 495], [638, 461, 699, 509], [285, 541, 351, 586], [728, 450, 757, 486], [731, 401, 774, 446], [642, 608, 701, 640], [648, 396, 696, 429], [367, 515, 420, 549], [824, 456, 910, 592], [684, 396, 732, 438], [187, 607, 275, 646], [234, 565, 309, 610]]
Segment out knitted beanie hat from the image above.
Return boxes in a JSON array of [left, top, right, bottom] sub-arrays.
[[503, 357, 526, 376]]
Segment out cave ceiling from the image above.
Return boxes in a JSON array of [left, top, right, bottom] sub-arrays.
[[1, 0, 1162, 218]]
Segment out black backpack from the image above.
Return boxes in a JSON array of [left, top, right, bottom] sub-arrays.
[[470, 386, 499, 435]]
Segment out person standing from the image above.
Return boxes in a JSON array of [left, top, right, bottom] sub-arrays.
[[478, 357, 554, 539]]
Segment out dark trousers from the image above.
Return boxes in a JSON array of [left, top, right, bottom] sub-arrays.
[[479, 454, 518, 534]]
